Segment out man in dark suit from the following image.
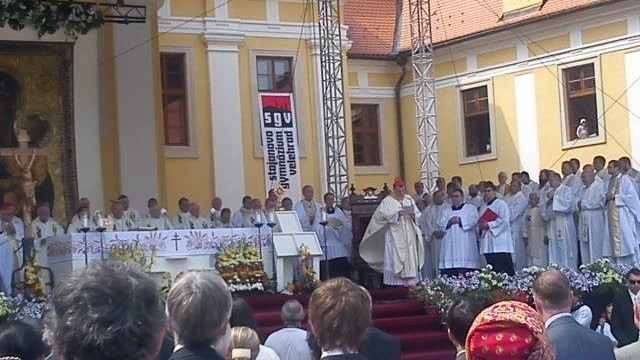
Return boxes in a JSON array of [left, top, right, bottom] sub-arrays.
[[359, 326, 402, 360], [611, 268, 640, 347], [444, 300, 484, 360], [533, 269, 615, 360]]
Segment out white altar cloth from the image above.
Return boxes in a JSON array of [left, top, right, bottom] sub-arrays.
[[46, 228, 274, 282]]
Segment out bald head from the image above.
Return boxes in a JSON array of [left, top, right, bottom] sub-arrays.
[[581, 168, 595, 187], [281, 300, 305, 325], [533, 270, 572, 315]]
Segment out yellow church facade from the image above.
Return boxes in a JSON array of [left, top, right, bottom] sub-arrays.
[[155, 0, 640, 213]]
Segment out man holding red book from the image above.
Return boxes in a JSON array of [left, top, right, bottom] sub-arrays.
[[477, 181, 515, 275]]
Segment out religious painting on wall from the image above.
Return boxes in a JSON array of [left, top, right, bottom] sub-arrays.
[[0, 41, 77, 223]]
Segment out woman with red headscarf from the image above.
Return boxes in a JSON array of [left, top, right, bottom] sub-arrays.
[[360, 178, 424, 286]]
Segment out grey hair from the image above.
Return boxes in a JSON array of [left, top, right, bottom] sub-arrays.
[[167, 272, 232, 347], [44, 260, 166, 360], [281, 300, 305, 325]]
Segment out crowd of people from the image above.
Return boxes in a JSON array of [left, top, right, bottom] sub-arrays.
[[0, 261, 638, 360]]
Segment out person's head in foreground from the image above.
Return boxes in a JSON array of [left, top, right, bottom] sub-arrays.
[[532, 269, 572, 322], [167, 272, 232, 352], [0, 321, 48, 360], [466, 301, 553, 360], [230, 327, 260, 360], [282, 299, 305, 326], [45, 260, 166, 360], [445, 299, 484, 352], [308, 277, 371, 354]]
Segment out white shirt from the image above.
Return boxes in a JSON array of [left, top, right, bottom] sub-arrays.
[[257, 345, 281, 360], [544, 312, 572, 329], [265, 327, 312, 360]]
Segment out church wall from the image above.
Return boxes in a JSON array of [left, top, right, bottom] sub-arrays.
[[158, 33, 215, 214], [229, 0, 268, 21], [170, 0, 207, 17], [237, 36, 323, 201]]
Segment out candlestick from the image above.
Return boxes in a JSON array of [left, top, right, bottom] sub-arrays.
[[267, 210, 276, 224], [82, 213, 89, 229], [320, 208, 327, 223]]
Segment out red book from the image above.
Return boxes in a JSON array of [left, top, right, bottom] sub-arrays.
[[478, 208, 499, 223]]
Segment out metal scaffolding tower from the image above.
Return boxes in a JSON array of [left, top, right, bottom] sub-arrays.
[[317, 0, 349, 199], [408, 0, 439, 189]]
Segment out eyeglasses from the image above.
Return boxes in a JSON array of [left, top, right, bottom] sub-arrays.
[[629, 280, 640, 285]]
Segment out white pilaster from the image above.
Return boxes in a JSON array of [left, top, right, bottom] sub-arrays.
[[307, 39, 328, 195], [514, 73, 541, 180], [75, 30, 105, 212], [214, 0, 229, 19], [205, 32, 246, 208], [266, 0, 280, 23], [625, 51, 640, 164], [113, 22, 161, 211]]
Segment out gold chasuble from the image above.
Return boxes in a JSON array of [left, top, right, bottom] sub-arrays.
[[607, 176, 622, 256]]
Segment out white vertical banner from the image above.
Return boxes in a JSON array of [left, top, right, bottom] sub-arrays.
[[259, 93, 302, 201], [625, 52, 640, 165], [515, 73, 541, 181]]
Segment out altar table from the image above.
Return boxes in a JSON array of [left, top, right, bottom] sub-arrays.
[[45, 228, 275, 282]]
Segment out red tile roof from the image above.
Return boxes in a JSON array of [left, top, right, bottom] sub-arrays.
[[345, 0, 622, 57]]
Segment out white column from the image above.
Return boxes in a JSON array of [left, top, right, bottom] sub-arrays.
[[514, 73, 541, 180], [307, 39, 328, 195], [625, 51, 640, 163], [113, 22, 161, 210], [205, 33, 246, 209], [75, 30, 105, 212]]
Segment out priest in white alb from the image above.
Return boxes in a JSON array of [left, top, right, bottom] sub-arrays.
[[504, 179, 528, 271], [118, 194, 142, 225], [361, 178, 424, 286], [31, 202, 64, 267], [171, 197, 191, 229], [184, 202, 210, 229], [436, 188, 481, 276], [232, 196, 256, 228], [137, 203, 173, 230], [67, 205, 94, 233], [545, 172, 578, 269], [0, 205, 22, 294], [313, 193, 353, 279], [604, 160, 640, 266], [108, 201, 135, 232], [578, 168, 606, 264], [478, 182, 514, 275], [294, 185, 323, 232], [419, 190, 447, 279], [523, 192, 548, 267]]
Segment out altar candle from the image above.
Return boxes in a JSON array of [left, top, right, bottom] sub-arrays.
[[97, 216, 105, 229], [268, 211, 276, 223], [320, 208, 327, 222], [82, 214, 89, 228]]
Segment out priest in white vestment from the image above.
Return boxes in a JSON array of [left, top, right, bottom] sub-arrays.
[[419, 190, 447, 279], [436, 189, 481, 276], [118, 194, 142, 225], [67, 205, 95, 234], [0, 204, 24, 241], [361, 179, 424, 286], [313, 193, 353, 279], [216, 208, 234, 228], [478, 182, 514, 275], [562, 161, 583, 201], [232, 196, 256, 228], [594, 156, 611, 193], [171, 197, 191, 229], [0, 230, 19, 294], [497, 172, 508, 196], [108, 201, 135, 232], [31, 202, 64, 267], [412, 181, 427, 202], [524, 192, 548, 267], [520, 171, 538, 198], [294, 185, 323, 232], [184, 202, 210, 229], [604, 160, 640, 266], [504, 179, 528, 271], [467, 184, 484, 210], [546, 172, 578, 269], [578, 169, 606, 265], [137, 203, 173, 230], [208, 197, 222, 226]]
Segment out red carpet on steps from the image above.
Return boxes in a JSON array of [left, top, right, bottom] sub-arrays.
[[241, 287, 456, 360]]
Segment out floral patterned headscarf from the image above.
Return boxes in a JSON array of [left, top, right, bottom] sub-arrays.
[[465, 301, 553, 360]]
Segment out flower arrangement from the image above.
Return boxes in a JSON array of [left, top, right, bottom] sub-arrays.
[[216, 240, 268, 293], [23, 249, 48, 302], [411, 259, 629, 320], [0, 293, 49, 324], [109, 241, 157, 272], [0, 0, 104, 39], [286, 244, 320, 294]]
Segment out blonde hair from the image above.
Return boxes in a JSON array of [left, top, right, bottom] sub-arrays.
[[231, 327, 260, 360]]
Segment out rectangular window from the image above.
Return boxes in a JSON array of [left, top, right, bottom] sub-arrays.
[[461, 86, 492, 157], [351, 104, 381, 166], [257, 56, 293, 93], [160, 52, 189, 146], [562, 63, 598, 141]]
